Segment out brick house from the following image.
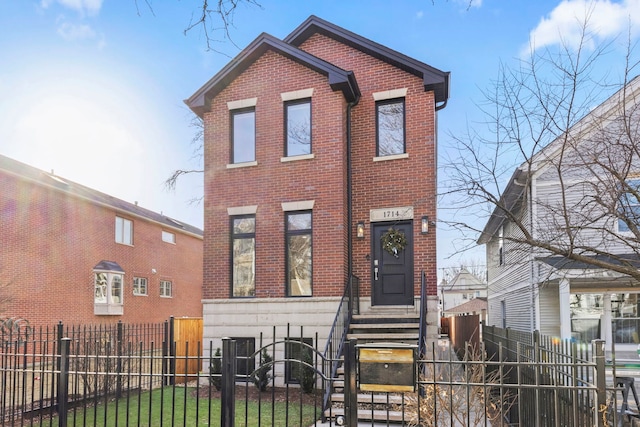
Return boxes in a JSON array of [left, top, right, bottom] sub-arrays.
[[186, 16, 449, 371], [0, 154, 203, 329]]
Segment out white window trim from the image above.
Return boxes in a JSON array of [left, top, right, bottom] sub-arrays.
[[373, 88, 408, 101], [94, 270, 124, 315], [115, 216, 133, 246], [133, 277, 148, 296], [227, 97, 258, 110], [373, 153, 409, 162], [227, 161, 258, 169], [281, 88, 314, 102], [281, 153, 315, 162], [160, 279, 173, 298], [162, 230, 176, 244], [227, 205, 258, 216], [282, 200, 315, 211]]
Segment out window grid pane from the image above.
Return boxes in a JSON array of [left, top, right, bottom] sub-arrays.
[[232, 109, 256, 163], [133, 277, 148, 295], [160, 280, 172, 297]]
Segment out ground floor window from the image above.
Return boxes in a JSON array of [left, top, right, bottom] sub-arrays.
[[232, 337, 256, 379], [611, 293, 640, 343], [285, 337, 313, 384], [570, 292, 640, 344], [93, 260, 124, 315]]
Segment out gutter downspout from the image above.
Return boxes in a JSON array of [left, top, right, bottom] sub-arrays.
[[346, 97, 360, 283]]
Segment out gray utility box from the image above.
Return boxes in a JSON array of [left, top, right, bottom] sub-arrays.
[[357, 342, 417, 393]]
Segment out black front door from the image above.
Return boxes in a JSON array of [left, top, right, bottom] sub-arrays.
[[372, 222, 414, 306]]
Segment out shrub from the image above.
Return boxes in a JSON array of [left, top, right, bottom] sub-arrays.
[[252, 349, 272, 392], [209, 347, 222, 391], [300, 347, 315, 394]]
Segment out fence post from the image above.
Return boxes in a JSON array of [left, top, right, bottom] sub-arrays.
[[169, 316, 175, 386], [221, 338, 236, 427], [343, 338, 358, 427], [593, 339, 606, 427], [116, 321, 123, 399], [57, 337, 71, 427]]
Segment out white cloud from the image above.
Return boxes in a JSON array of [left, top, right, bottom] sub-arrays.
[[57, 21, 96, 41], [524, 0, 640, 55], [41, 0, 103, 16]]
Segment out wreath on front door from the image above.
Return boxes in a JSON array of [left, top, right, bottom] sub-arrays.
[[381, 227, 407, 258]]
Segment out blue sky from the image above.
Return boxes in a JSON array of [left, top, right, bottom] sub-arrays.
[[1, 0, 639, 274]]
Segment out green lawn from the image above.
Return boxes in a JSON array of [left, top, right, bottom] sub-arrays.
[[58, 387, 320, 426]]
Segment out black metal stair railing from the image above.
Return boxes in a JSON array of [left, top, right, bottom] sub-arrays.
[[321, 274, 359, 414]]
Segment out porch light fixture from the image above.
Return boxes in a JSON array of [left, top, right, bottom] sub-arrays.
[[357, 221, 365, 239], [421, 216, 429, 234]]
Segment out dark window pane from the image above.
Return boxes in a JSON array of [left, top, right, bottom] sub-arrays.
[[233, 217, 255, 234], [285, 338, 313, 384], [232, 338, 255, 378], [619, 179, 640, 232], [377, 100, 405, 156], [287, 212, 311, 231], [288, 234, 311, 296], [286, 101, 311, 156], [233, 238, 255, 296]]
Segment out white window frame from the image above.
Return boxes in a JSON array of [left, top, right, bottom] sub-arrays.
[[94, 270, 124, 315], [115, 216, 133, 245], [133, 277, 148, 296], [162, 230, 176, 244], [618, 178, 640, 233], [160, 280, 173, 298], [498, 225, 504, 266]]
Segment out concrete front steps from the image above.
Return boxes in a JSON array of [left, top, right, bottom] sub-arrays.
[[324, 312, 421, 424]]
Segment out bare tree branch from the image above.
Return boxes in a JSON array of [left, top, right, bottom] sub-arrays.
[[442, 14, 640, 282]]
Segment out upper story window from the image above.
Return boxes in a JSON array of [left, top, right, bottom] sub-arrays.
[[115, 216, 133, 245], [618, 178, 640, 232], [133, 277, 148, 296], [232, 215, 256, 297], [376, 98, 405, 157], [498, 225, 504, 266], [160, 280, 173, 297], [93, 260, 124, 316], [286, 211, 312, 297], [285, 99, 311, 156], [162, 230, 176, 244], [231, 108, 256, 164]]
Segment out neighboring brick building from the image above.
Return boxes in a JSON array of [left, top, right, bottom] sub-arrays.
[[0, 154, 203, 329], [186, 16, 449, 365]]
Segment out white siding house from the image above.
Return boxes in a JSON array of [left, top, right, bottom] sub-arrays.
[[478, 76, 640, 355]]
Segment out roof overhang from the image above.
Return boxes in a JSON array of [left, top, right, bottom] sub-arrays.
[[284, 15, 450, 107], [185, 32, 361, 117]]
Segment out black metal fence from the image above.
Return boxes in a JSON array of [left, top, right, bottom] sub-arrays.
[[1, 318, 632, 427]]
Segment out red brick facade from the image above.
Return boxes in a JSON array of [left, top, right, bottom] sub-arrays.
[[189, 16, 448, 306], [0, 155, 203, 329]]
